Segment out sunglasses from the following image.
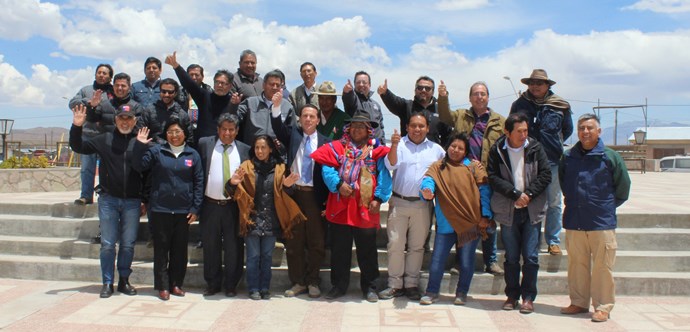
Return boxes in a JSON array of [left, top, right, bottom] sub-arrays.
[[160, 89, 176, 95], [416, 85, 433, 92]]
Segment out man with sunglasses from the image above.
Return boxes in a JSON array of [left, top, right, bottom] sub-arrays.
[[509, 69, 573, 256], [378, 76, 452, 146], [139, 78, 194, 146]]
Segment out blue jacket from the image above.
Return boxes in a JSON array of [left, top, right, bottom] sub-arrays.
[[559, 139, 631, 231], [420, 157, 492, 234], [132, 141, 204, 215]]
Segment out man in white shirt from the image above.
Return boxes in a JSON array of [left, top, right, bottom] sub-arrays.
[[379, 112, 445, 300]]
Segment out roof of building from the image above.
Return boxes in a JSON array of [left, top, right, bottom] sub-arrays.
[[628, 127, 690, 141]]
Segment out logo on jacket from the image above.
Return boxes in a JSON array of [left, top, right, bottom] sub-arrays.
[[185, 159, 193, 167]]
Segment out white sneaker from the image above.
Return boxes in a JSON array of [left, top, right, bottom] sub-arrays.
[[284, 284, 307, 297]]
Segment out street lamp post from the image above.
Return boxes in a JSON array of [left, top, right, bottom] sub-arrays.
[[503, 76, 519, 98], [0, 119, 15, 161], [633, 129, 646, 145]]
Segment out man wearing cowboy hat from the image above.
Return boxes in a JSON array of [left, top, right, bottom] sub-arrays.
[[509, 69, 573, 256], [310, 112, 392, 302], [314, 81, 350, 140]]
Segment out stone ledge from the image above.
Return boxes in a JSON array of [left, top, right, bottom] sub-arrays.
[[0, 167, 80, 193]]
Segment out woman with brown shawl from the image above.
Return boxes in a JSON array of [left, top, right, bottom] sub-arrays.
[[419, 132, 493, 306], [225, 135, 305, 300]]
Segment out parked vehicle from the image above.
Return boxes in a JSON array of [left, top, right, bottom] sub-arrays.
[[659, 155, 690, 172]]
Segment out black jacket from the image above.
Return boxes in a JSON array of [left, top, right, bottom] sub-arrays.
[[140, 100, 194, 146], [380, 90, 452, 146], [69, 125, 143, 199], [87, 94, 143, 134]]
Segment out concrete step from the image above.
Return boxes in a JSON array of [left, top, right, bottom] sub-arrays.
[[3, 234, 690, 273], [1, 253, 689, 296]]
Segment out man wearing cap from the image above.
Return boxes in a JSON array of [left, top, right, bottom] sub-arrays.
[[314, 81, 350, 140], [378, 76, 452, 145], [69, 103, 144, 299], [510, 69, 573, 256], [272, 104, 330, 298], [438, 81, 506, 276], [310, 113, 392, 302], [559, 113, 630, 322], [289, 62, 319, 114], [342, 71, 386, 144]]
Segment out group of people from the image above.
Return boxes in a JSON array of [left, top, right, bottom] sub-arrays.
[[68, 49, 631, 324]]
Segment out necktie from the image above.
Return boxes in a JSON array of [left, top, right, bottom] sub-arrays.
[[301, 136, 313, 184], [223, 144, 231, 196]]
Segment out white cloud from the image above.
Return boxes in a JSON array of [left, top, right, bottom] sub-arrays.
[[435, 0, 491, 11], [623, 0, 690, 13], [0, 0, 63, 40]]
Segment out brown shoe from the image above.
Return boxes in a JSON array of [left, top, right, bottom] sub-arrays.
[[591, 310, 610, 322], [548, 244, 562, 255], [561, 304, 589, 315], [171, 286, 186, 297], [519, 300, 534, 314], [502, 298, 519, 310], [158, 290, 170, 301]]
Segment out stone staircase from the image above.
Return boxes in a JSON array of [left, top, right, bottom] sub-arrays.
[[0, 200, 689, 296]]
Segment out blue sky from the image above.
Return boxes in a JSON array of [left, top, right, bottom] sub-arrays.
[[2, 0, 690, 135]]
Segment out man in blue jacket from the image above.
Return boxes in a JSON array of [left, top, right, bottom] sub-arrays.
[[559, 113, 631, 323]]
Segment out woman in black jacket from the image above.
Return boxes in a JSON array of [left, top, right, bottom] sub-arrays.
[[133, 118, 204, 301]]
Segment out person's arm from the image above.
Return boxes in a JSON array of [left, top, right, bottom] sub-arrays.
[[321, 165, 342, 193], [436, 94, 457, 126], [131, 140, 155, 173], [342, 81, 358, 116], [487, 145, 521, 200], [374, 158, 392, 203], [608, 149, 632, 206], [478, 183, 493, 219], [69, 104, 98, 154], [379, 88, 407, 118], [270, 108, 291, 147], [420, 176, 436, 200], [68, 87, 88, 109], [385, 130, 401, 170], [524, 144, 552, 198], [191, 152, 205, 215], [562, 108, 574, 141]]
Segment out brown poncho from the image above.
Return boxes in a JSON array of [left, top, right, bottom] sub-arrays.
[[232, 160, 306, 239], [425, 159, 488, 246]]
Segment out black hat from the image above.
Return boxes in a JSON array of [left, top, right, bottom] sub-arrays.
[[345, 112, 378, 128], [114, 105, 137, 118]]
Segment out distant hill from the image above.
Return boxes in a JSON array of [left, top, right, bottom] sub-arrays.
[[600, 120, 690, 145], [6, 127, 69, 150]]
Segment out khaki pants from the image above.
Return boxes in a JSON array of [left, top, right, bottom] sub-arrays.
[[565, 229, 617, 313], [386, 196, 432, 289]]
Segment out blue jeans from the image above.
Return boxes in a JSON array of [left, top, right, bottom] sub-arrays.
[[80, 152, 98, 200], [426, 232, 479, 295], [481, 229, 498, 267], [544, 164, 562, 245], [501, 208, 541, 301], [245, 235, 276, 292], [98, 193, 141, 284]]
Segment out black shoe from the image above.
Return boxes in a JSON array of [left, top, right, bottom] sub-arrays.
[[99, 284, 114, 298], [117, 278, 137, 296], [325, 287, 346, 300], [225, 289, 237, 297], [91, 234, 101, 244], [405, 287, 421, 300], [194, 240, 203, 249], [260, 290, 271, 300], [204, 287, 221, 296], [378, 287, 405, 300]]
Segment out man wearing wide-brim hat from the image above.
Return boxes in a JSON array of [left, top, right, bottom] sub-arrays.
[[313, 81, 350, 140], [509, 69, 573, 257], [310, 112, 392, 303]]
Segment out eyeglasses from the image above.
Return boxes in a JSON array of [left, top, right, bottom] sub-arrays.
[[166, 130, 184, 136], [160, 89, 176, 95], [416, 85, 433, 92], [214, 80, 229, 87], [528, 80, 547, 86]]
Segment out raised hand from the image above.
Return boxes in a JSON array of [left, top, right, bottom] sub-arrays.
[[272, 91, 282, 108], [390, 128, 401, 146], [231, 92, 242, 104], [72, 104, 87, 126], [164, 51, 179, 69], [230, 167, 246, 186], [438, 80, 448, 97], [136, 127, 152, 144], [89, 90, 103, 108], [283, 172, 300, 187], [421, 188, 435, 200], [343, 79, 353, 94], [377, 79, 388, 95]]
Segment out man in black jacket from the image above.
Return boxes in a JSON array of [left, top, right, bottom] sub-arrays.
[[272, 104, 330, 298], [139, 78, 194, 146], [69, 103, 144, 299], [197, 113, 250, 297]]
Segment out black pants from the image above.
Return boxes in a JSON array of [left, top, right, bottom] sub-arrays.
[[200, 199, 244, 291], [150, 212, 190, 291], [329, 223, 380, 295], [285, 189, 326, 286]]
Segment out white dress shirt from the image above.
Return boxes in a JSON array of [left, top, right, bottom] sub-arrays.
[[385, 136, 445, 197], [205, 139, 241, 200]]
